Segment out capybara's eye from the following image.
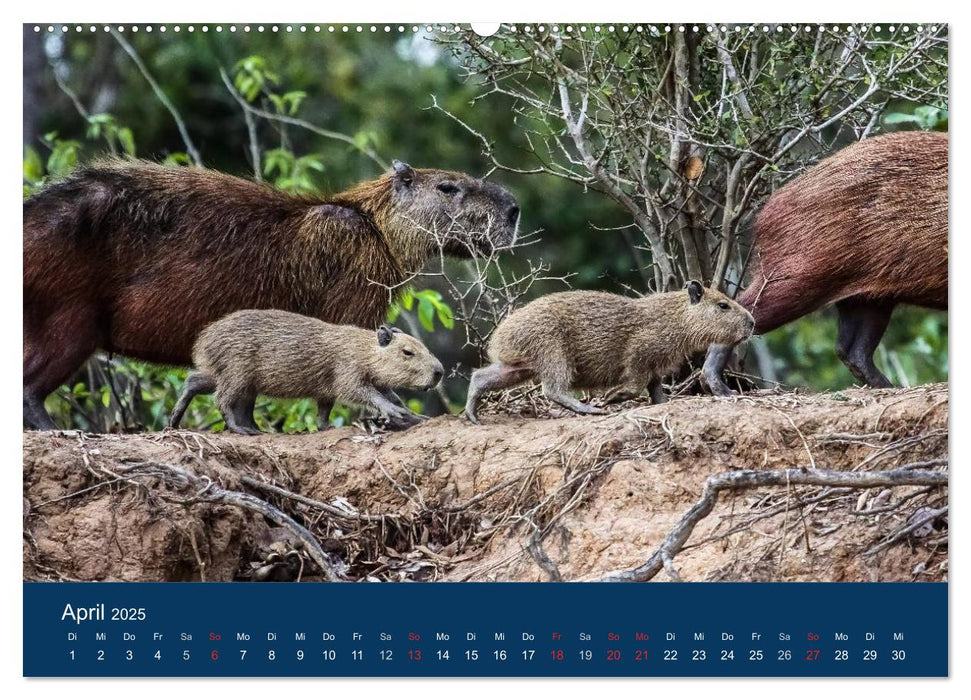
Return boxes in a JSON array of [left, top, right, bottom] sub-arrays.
[[402, 349, 415, 357], [437, 182, 460, 196], [718, 302, 730, 310]]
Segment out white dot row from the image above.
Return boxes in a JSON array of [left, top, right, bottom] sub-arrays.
[[31, 24, 940, 35]]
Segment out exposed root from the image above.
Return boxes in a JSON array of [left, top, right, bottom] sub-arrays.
[[602, 465, 947, 582], [24, 384, 949, 583]]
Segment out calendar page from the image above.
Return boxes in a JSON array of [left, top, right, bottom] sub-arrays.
[[21, 20, 948, 679]]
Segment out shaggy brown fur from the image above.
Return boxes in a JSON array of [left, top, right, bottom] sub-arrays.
[[23, 159, 518, 429], [464, 281, 754, 422], [169, 310, 444, 435], [705, 131, 948, 394]]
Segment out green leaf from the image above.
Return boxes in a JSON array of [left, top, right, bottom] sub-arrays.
[[163, 152, 190, 167], [400, 288, 415, 311], [436, 304, 454, 330], [883, 112, 919, 125], [417, 298, 435, 331], [283, 90, 307, 115], [117, 127, 136, 156], [23, 147, 44, 184], [268, 94, 286, 112], [46, 142, 80, 177]]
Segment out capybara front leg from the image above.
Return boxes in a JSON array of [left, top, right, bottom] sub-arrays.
[[603, 386, 638, 404], [647, 378, 667, 405], [462, 363, 535, 424], [362, 387, 423, 430], [542, 382, 607, 417], [836, 299, 895, 388], [168, 372, 216, 429], [316, 398, 334, 431], [380, 389, 408, 409], [702, 344, 736, 397]]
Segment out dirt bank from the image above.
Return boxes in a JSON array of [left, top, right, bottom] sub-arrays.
[[23, 384, 948, 583]]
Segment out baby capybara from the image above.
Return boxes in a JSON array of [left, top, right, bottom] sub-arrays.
[[24, 159, 518, 429], [704, 131, 947, 395], [464, 281, 754, 422], [169, 310, 444, 434]]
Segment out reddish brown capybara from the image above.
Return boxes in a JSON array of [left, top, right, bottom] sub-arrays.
[[704, 131, 947, 395], [23, 159, 519, 429]]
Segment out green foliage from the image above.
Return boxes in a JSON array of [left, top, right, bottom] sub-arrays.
[[24, 112, 137, 195], [233, 55, 279, 102], [263, 149, 326, 194], [85, 113, 136, 156], [764, 308, 947, 391], [884, 104, 948, 131], [387, 287, 455, 331]]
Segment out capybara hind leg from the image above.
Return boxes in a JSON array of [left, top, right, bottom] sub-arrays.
[[23, 310, 100, 430], [836, 299, 894, 388], [541, 382, 607, 416], [463, 363, 535, 423], [218, 389, 261, 435], [168, 372, 216, 429], [23, 392, 56, 430]]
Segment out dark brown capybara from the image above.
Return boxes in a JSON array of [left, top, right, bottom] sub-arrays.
[[23, 159, 519, 429], [703, 131, 947, 395], [169, 311, 444, 434], [464, 281, 754, 423]]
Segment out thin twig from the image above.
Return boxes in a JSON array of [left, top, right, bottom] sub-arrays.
[[110, 29, 202, 165]]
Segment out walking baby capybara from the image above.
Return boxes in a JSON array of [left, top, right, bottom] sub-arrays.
[[169, 310, 444, 434], [704, 131, 947, 395], [24, 158, 518, 429], [463, 281, 754, 422]]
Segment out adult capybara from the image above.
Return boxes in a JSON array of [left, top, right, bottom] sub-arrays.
[[169, 311, 444, 434], [464, 281, 754, 422], [24, 158, 519, 429], [704, 131, 947, 395]]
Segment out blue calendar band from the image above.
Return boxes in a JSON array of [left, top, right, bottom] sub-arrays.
[[23, 582, 947, 677]]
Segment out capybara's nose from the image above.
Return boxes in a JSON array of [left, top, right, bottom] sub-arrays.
[[506, 204, 520, 228], [432, 366, 444, 385]]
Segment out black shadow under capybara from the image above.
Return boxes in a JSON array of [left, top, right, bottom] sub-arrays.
[[464, 281, 754, 423], [24, 158, 518, 429], [704, 131, 947, 395], [169, 310, 444, 435]]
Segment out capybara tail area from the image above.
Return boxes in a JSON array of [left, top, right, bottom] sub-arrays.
[[737, 272, 833, 335]]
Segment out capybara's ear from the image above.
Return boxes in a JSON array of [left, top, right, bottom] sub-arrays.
[[390, 326, 403, 334], [377, 325, 394, 347], [392, 160, 415, 186], [685, 280, 704, 304]]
